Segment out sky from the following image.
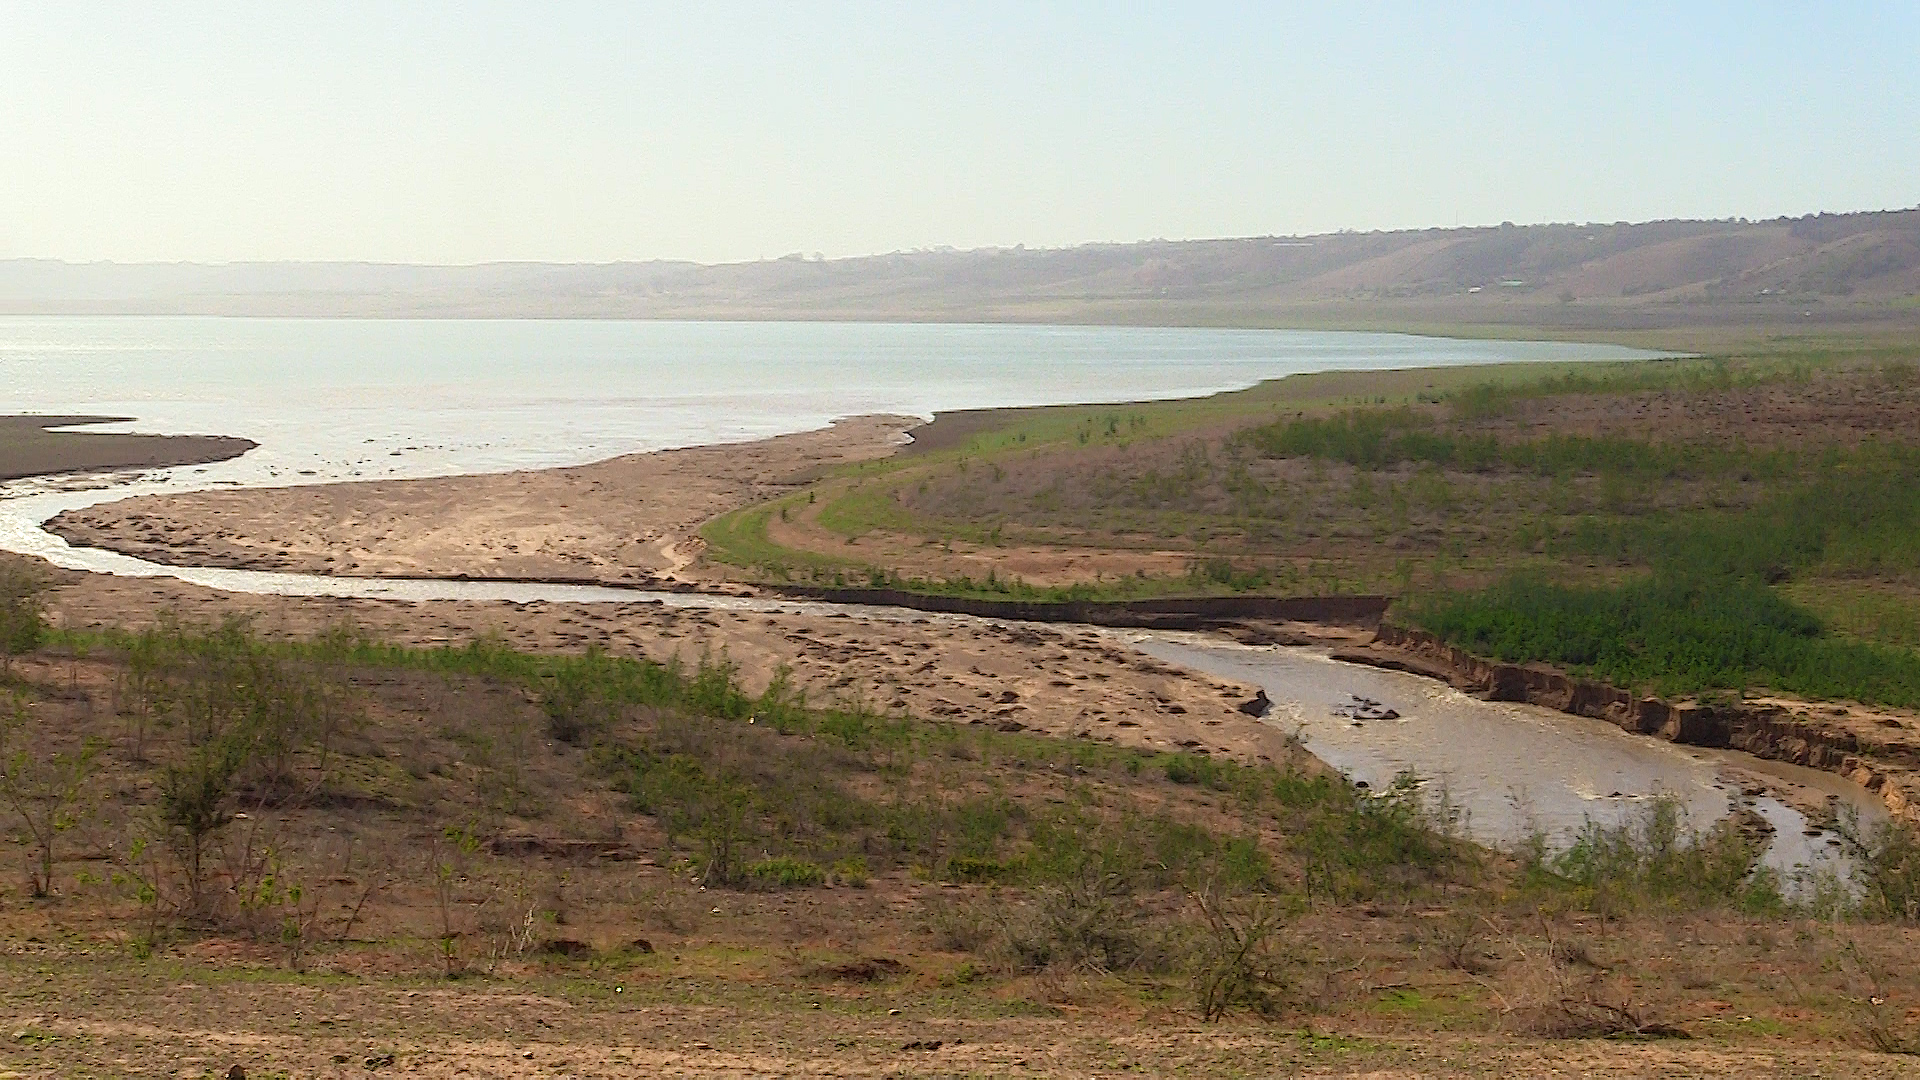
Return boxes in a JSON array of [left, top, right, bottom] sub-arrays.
[[3, 2, 1917, 265]]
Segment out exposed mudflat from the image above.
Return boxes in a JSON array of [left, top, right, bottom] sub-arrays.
[[0, 414, 255, 481]]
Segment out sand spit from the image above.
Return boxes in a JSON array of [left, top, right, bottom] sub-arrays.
[[47, 414, 918, 586]]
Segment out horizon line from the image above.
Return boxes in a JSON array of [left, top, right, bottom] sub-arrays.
[[6, 203, 1915, 271]]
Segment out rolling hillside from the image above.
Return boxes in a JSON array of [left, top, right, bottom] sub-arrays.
[[3, 208, 1916, 332]]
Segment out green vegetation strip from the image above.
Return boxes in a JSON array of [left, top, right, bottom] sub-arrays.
[[1407, 447, 1920, 706]]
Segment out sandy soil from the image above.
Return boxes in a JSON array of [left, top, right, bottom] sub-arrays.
[[48, 415, 918, 585], [40, 570, 1305, 765]]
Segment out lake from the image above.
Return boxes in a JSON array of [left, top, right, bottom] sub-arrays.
[[0, 317, 1661, 488]]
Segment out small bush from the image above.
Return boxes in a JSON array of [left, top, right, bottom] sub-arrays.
[[0, 563, 48, 674], [1531, 798, 1780, 916], [1188, 874, 1293, 1021], [1833, 808, 1920, 922], [924, 894, 999, 953], [830, 855, 869, 887], [945, 854, 1018, 883], [746, 856, 826, 890], [0, 696, 102, 897], [1294, 772, 1461, 903]]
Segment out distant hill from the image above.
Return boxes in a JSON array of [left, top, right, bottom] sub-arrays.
[[3, 209, 1917, 333]]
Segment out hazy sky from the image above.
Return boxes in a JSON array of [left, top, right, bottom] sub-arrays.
[[4, 3, 1916, 264]]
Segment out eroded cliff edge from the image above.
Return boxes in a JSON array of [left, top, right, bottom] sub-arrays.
[[1338, 624, 1920, 826]]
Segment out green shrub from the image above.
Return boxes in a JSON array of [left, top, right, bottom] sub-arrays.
[[1410, 574, 1920, 707], [1239, 407, 1781, 480], [0, 563, 47, 673], [1833, 808, 1920, 922], [746, 856, 826, 890], [1295, 772, 1461, 903], [1162, 752, 1235, 790], [945, 854, 1019, 883], [830, 855, 870, 887], [1532, 798, 1782, 916]]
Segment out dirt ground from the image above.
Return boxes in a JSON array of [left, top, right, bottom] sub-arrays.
[[6, 964, 1920, 1077], [14, 368, 1920, 1074], [761, 500, 1199, 588], [5, 647, 1920, 1078]]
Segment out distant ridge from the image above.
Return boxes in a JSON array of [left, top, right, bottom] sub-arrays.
[[4, 209, 1917, 330]]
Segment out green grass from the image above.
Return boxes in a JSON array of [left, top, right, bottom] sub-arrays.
[[54, 617, 1477, 906], [1531, 796, 1785, 916], [813, 483, 948, 541], [1553, 447, 1920, 580], [1241, 406, 1797, 482], [698, 497, 868, 580], [700, 488, 1306, 602], [1784, 581, 1920, 654], [698, 350, 1873, 599], [713, 348, 1920, 710], [920, 357, 1704, 461], [1411, 575, 1920, 705]]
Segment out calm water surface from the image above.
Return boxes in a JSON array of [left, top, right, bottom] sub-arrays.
[[0, 317, 1661, 484]]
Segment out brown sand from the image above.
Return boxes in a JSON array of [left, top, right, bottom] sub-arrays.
[[48, 414, 917, 585], [0, 414, 255, 481]]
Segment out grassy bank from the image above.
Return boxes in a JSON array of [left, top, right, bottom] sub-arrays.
[[694, 340, 1920, 706]]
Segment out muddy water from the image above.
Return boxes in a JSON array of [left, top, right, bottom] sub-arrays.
[[1130, 635, 1881, 882]]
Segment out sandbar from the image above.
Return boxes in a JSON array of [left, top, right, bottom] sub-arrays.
[[0, 414, 255, 481], [49, 415, 913, 585]]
